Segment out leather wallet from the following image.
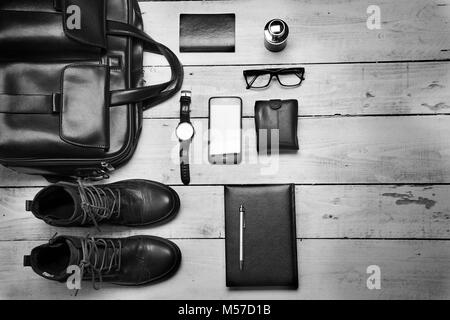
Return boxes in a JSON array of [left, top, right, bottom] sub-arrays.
[[179, 14, 235, 52], [255, 99, 299, 154], [224, 185, 298, 288]]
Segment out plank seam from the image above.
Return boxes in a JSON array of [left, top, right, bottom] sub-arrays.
[[2, 238, 450, 242], [1, 183, 450, 188], [144, 59, 450, 68], [145, 114, 450, 120]]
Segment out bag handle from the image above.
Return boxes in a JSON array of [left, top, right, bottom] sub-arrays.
[[106, 21, 184, 110]]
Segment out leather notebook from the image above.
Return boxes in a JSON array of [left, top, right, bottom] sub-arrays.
[[224, 185, 298, 288], [179, 14, 235, 52]]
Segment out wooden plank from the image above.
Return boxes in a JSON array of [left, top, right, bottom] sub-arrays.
[[144, 62, 450, 118], [2, 116, 450, 186], [122, 116, 450, 185], [1, 239, 449, 299], [298, 185, 450, 239], [1, 185, 449, 241], [141, 0, 450, 66], [0, 186, 225, 241]]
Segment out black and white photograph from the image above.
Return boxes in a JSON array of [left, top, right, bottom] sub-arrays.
[[0, 0, 450, 305]]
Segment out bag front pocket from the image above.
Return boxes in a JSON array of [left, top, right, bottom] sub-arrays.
[[0, 63, 110, 160], [0, 0, 106, 61], [59, 64, 110, 150]]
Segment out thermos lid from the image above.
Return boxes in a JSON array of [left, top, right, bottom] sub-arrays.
[[264, 19, 289, 45]]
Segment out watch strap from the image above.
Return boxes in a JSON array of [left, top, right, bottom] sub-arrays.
[[180, 91, 191, 122], [180, 140, 191, 185]]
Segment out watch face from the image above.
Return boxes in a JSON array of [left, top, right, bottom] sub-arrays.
[[176, 122, 195, 141]]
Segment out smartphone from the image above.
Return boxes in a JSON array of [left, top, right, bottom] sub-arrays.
[[208, 97, 242, 165]]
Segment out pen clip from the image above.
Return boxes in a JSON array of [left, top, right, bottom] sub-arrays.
[[240, 204, 246, 229]]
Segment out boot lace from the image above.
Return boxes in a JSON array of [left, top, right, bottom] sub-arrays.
[[79, 236, 122, 291], [77, 180, 121, 230]]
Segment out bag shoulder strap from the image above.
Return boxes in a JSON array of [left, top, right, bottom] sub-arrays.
[[106, 21, 184, 110]]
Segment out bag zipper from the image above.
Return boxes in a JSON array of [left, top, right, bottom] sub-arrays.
[[101, 162, 115, 172]]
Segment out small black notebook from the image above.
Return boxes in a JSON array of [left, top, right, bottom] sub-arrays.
[[179, 14, 235, 52], [224, 185, 298, 288]]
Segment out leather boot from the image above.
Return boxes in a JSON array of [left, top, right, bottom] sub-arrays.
[[24, 235, 182, 287], [27, 179, 180, 228]]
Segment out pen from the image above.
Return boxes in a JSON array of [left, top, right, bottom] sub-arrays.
[[239, 204, 245, 270]]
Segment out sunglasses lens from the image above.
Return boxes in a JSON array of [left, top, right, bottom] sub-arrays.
[[247, 73, 271, 88], [278, 72, 302, 86]]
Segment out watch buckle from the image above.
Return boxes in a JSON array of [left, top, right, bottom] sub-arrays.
[[181, 90, 191, 98]]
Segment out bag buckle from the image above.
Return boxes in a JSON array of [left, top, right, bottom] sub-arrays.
[[52, 94, 61, 113]]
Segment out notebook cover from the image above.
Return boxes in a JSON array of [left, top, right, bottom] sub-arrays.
[[179, 14, 235, 52], [224, 184, 298, 288]]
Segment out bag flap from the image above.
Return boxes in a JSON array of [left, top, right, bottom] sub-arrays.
[[0, 0, 106, 60], [62, 0, 107, 49], [60, 64, 110, 150]]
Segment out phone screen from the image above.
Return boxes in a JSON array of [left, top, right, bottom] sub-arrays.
[[209, 97, 242, 164]]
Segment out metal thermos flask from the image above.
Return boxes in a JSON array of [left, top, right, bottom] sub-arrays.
[[264, 19, 289, 52]]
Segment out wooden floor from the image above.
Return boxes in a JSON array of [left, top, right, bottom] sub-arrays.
[[1, 0, 450, 299]]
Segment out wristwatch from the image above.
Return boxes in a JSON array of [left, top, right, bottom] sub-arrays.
[[175, 91, 195, 185]]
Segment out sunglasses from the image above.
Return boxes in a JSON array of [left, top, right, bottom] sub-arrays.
[[243, 67, 305, 89]]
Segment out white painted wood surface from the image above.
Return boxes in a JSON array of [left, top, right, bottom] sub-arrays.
[[2, 240, 450, 300], [1, 0, 450, 299], [1, 116, 450, 186], [141, 0, 450, 65], [145, 62, 450, 118], [1, 185, 448, 241]]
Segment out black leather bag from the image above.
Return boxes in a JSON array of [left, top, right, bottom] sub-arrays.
[[0, 0, 183, 180]]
